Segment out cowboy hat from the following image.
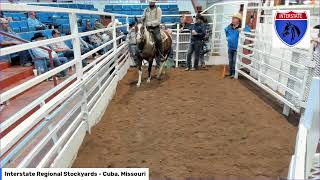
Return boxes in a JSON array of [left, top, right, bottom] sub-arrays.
[[195, 14, 205, 21], [314, 25, 320, 29], [0, 18, 9, 24], [31, 32, 45, 41], [52, 29, 61, 36], [232, 13, 242, 20], [148, 0, 157, 3]]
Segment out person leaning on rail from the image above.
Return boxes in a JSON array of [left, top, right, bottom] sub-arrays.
[[172, 14, 191, 33], [127, 22, 141, 66], [141, 0, 163, 63], [224, 13, 250, 78]]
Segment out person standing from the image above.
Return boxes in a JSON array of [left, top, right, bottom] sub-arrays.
[[127, 22, 140, 65], [27, 12, 46, 31], [185, 14, 206, 71], [142, 0, 163, 61], [224, 13, 250, 78], [199, 15, 209, 68]]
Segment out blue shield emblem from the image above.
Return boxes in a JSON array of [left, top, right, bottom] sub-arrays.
[[274, 11, 308, 47]]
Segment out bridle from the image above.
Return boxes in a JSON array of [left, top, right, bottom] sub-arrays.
[[135, 23, 146, 49]]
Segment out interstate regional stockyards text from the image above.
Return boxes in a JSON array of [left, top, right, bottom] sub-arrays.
[[4, 171, 147, 177]]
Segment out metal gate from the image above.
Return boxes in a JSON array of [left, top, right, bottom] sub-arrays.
[[234, 2, 319, 115]]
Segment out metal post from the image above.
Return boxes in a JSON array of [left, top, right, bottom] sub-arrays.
[[210, 5, 217, 55], [235, 2, 248, 79], [175, 24, 180, 68], [126, 16, 129, 32], [69, 13, 83, 79], [112, 15, 119, 76], [256, 1, 262, 83], [69, 12, 89, 132]]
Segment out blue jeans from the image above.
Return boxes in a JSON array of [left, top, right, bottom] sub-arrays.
[[186, 40, 202, 69], [228, 49, 237, 76], [129, 44, 140, 64], [34, 59, 48, 75], [47, 57, 68, 77]]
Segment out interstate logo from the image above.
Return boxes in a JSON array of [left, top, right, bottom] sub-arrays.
[[274, 10, 308, 47]]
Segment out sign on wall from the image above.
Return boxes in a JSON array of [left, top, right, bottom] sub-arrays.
[[272, 10, 310, 49]]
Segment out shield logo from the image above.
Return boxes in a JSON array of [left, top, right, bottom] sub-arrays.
[[274, 11, 308, 47]]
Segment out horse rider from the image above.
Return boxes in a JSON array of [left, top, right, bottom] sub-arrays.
[[141, 0, 163, 60]]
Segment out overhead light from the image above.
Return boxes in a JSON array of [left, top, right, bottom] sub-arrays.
[[289, 0, 298, 3], [303, 0, 311, 4]]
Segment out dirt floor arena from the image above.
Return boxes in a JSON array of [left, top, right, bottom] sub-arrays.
[[73, 66, 298, 179]]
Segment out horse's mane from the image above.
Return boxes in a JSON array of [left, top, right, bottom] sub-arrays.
[[292, 24, 301, 37]]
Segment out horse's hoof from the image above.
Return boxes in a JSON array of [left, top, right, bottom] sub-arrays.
[[157, 76, 161, 80], [147, 79, 151, 83], [136, 83, 141, 87]]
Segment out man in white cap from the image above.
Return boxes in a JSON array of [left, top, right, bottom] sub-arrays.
[[142, 0, 163, 59]]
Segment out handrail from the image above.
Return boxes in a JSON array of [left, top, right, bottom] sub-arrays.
[[0, 1, 131, 168], [288, 77, 320, 179], [0, 31, 57, 86]]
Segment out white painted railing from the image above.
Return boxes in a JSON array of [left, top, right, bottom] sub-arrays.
[[0, 3, 130, 167], [287, 77, 320, 179], [201, 2, 320, 178], [234, 3, 319, 115]]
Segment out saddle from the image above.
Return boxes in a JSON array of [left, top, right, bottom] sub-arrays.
[[149, 30, 170, 45]]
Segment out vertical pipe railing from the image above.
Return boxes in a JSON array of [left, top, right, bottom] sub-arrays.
[[210, 5, 217, 55], [69, 12, 90, 133], [256, 1, 263, 83], [111, 15, 119, 77], [69, 12, 83, 80], [175, 24, 180, 68], [235, 2, 248, 79]]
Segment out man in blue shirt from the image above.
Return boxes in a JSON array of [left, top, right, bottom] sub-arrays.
[[225, 13, 250, 77], [27, 12, 46, 31], [185, 14, 206, 71]]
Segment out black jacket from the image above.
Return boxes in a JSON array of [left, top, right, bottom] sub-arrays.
[[189, 23, 206, 41]]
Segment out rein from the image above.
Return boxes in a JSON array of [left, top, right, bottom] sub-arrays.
[[135, 25, 146, 50]]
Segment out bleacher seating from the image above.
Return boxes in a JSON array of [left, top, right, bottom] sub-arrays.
[[3, 12, 27, 21], [18, 29, 73, 49], [19, 29, 53, 41], [2, 4, 99, 34], [104, 4, 180, 24]]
